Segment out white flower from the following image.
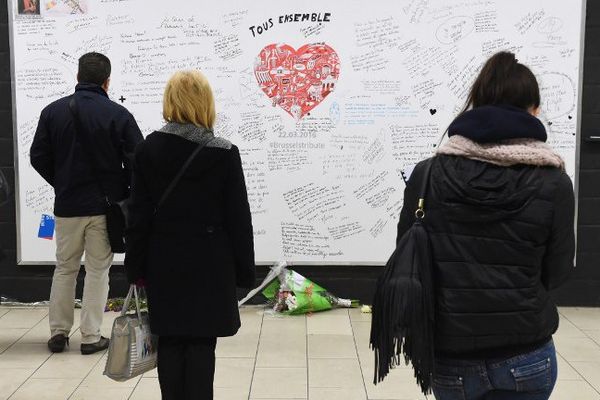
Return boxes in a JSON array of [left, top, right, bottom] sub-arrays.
[[285, 294, 298, 311]]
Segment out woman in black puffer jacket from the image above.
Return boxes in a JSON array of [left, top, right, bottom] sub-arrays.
[[398, 52, 575, 400]]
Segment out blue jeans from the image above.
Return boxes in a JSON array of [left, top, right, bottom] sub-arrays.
[[432, 340, 557, 400]]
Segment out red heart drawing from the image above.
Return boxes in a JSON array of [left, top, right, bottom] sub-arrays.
[[254, 43, 340, 120]]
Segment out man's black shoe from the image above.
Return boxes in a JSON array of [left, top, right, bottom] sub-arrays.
[[47, 334, 69, 353], [80, 336, 110, 355]]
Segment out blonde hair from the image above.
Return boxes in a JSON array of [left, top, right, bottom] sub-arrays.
[[163, 70, 216, 129]]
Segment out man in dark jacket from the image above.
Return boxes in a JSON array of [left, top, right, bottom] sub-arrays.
[[30, 52, 143, 354]]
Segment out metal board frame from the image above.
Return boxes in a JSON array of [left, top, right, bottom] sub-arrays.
[[574, 0, 588, 263], [6, 0, 28, 265]]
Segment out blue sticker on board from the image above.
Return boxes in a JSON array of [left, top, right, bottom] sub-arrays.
[[329, 102, 340, 126], [38, 214, 55, 240]]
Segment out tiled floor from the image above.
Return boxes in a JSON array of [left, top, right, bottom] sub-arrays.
[[0, 306, 599, 399]]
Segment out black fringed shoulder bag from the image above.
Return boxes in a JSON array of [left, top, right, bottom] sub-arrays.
[[370, 159, 435, 395]]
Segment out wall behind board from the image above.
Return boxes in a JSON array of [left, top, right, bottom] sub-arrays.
[[1, 2, 599, 305], [551, 0, 600, 306]]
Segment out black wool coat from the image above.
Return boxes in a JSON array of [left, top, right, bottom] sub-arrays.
[[124, 131, 256, 337]]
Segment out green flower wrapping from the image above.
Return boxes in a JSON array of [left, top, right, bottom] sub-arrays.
[[262, 269, 358, 315]]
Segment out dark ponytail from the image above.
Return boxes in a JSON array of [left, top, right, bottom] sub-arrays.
[[462, 51, 540, 113]]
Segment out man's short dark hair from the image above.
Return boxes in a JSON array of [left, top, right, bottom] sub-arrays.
[[78, 52, 111, 85]]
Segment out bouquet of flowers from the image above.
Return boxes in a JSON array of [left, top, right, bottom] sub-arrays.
[[238, 261, 359, 315]]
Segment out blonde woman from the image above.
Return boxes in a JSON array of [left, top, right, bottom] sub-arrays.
[[125, 70, 255, 399]]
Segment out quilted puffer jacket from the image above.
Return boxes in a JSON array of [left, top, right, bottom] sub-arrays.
[[397, 107, 575, 358]]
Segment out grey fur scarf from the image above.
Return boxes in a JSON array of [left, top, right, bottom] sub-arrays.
[[157, 122, 215, 146], [157, 122, 232, 150]]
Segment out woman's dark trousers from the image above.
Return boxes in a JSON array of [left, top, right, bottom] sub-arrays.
[[157, 336, 217, 400]]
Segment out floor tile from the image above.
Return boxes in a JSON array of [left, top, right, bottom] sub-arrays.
[[261, 317, 306, 338], [68, 386, 133, 400], [586, 330, 600, 345], [238, 313, 263, 336], [0, 343, 51, 369], [215, 387, 253, 399], [9, 378, 80, 400], [361, 359, 427, 400], [555, 337, 600, 362], [256, 333, 306, 368], [0, 329, 28, 353], [0, 309, 48, 329], [350, 321, 371, 339], [239, 306, 266, 321], [33, 350, 104, 379], [308, 359, 363, 389], [364, 378, 428, 400], [349, 308, 372, 322], [308, 334, 357, 358], [129, 377, 161, 400], [321, 309, 351, 317], [250, 367, 307, 399], [307, 311, 352, 336], [17, 318, 52, 344], [0, 306, 599, 400], [557, 354, 583, 381], [551, 380, 600, 400], [351, 321, 374, 360], [555, 315, 587, 338], [214, 358, 254, 397], [19, 311, 83, 345], [309, 387, 367, 399], [0, 368, 35, 400], [570, 362, 600, 392], [216, 333, 260, 358], [560, 308, 600, 331]]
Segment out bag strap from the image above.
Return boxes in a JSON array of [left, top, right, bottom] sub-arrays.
[[121, 284, 143, 320], [154, 138, 213, 214], [414, 159, 435, 219], [68, 97, 111, 205]]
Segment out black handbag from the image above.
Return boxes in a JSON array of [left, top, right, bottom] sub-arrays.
[[104, 200, 128, 253], [370, 159, 435, 395]]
